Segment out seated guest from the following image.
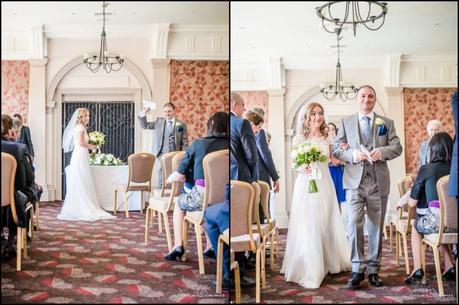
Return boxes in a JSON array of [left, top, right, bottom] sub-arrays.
[[164, 112, 229, 261], [1, 115, 35, 259], [204, 184, 230, 289], [398, 132, 456, 284], [12, 114, 34, 163], [418, 119, 442, 168]]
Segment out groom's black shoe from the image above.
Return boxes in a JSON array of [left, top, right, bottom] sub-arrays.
[[347, 272, 365, 289], [368, 273, 384, 287]]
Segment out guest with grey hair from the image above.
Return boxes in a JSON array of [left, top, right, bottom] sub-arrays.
[[418, 119, 442, 168]]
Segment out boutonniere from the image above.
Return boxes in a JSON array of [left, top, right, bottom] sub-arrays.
[[375, 118, 387, 136], [176, 122, 184, 132]]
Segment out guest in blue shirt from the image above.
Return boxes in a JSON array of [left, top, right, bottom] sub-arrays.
[[327, 122, 346, 208]]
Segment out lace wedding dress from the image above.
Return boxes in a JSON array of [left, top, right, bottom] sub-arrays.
[[57, 124, 115, 221], [280, 136, 350, 288]]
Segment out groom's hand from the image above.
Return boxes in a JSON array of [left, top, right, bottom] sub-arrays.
[[369, 149, 382, 161], [142, 106, 151, 114], [355, 151, 368, 162]]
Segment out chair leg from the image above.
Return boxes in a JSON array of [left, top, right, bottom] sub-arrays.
[[158, 210, 163, 234], [163, 212, 173, 253], [216, 236, 223, 294], [402, 233, 410, 275], [114, 190, 118, 215], [395, 233, 400, 264], [383, 225, 388, 240], [433, 247, 444, 297], [275, 228, 280, 258], [28, 207, 34, 240], [270, 231, 275, 271], [16, 227, 22, 271], [256, 248, 261, 303], [182, 218, 189, 262], [35, 202, 40, 231], [139, 191, 143, 214], [389, 224, 393, 251], [234, 262, 241, 303], [124, 192, 129, 218], [261, 238, 266, 288], [144, 208, 150, 245], [421, 242, 427, 285], [195, 225, 205, 275]]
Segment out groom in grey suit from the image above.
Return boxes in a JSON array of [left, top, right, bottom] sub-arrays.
[[333, 85, 402, 289], [138, 102, 188, 188]]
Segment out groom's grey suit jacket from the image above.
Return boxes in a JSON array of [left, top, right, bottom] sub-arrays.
[[138, 116, 188, 157], [332, 113, 402, 197]]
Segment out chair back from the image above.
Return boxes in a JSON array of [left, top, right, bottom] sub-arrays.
[[127, 152, 155, 186], [164, 152, 185, 210], [203, 149, 229, 208], [257, 180, 271, 223], [230, 180, 256, 251], [397, 175, 412, 198], [160, 151, 180, 196], [251, 182, 261, 225], [437, 175, 458, 232], [1, 153, 18, 224]]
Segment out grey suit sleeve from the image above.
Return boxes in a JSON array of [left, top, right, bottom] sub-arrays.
[[181, 123, 189, 150], [378, 120, 403, 161], [332, 119, 355, 163], [257, 131, 279, 181], [138, 114, 157, 130]]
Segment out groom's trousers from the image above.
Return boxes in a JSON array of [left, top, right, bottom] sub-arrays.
[[345, 173, 388, 275]]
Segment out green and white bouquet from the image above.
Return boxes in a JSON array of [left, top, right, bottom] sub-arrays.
[[88, 131, 105, 147], [89, 153, 125, 166], [290, 142, 328, 193]]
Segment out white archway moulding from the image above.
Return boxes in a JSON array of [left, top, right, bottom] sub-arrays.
[[47, 55, 152, 103]]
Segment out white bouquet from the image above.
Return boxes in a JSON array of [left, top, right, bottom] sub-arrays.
[[88, 131, 105, 147], [290, 142, 327, 193], [89, 153, 124, 166]]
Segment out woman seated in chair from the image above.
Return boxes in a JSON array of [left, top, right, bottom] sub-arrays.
[[164, 112, 229, 261], [398, 132, 456, 284]]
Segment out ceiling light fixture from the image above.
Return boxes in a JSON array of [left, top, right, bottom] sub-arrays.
[[316, 1, 388, 36], [83, 1, 123, 73]]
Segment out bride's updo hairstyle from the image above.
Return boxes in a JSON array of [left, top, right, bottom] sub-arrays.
[[300, 102, 328, 138], [76, 108, 90, 126]]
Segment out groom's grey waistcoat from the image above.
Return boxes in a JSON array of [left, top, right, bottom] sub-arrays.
[[332, 113, 403, 197]]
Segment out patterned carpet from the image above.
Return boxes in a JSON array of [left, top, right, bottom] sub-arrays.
[[231, 229, 457, 303], [1, 202, 228, 304]]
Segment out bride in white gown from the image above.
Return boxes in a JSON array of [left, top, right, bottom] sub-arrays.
[[58, 108, 115, 221], [280, 102, 350, 288]]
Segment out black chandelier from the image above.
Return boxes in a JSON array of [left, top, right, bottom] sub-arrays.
[[83, 1, 124, 73], [316, 1, 388, 36], [320, 28, 357, 102]]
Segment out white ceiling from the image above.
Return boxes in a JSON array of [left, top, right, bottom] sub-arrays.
[[231, 1, 458, 69], [2, 1, 229, 30]]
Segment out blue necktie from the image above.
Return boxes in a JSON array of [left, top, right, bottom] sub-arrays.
[[362, 116, 371, 142], [167, 120, 173, 134]]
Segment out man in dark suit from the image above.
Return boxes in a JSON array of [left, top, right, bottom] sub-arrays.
[[230, 93, 258, 183], [138, 102, 188, 188], [12, 114, 34, 162], [449, 91, 458, 199], [1, 114, 35, 259], [230, 92, 258, 288]]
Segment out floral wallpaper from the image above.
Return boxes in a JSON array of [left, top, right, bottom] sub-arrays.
[[403, 88, 456, 174], [170, 60, 229, 142], [1, 61, 29, 123], [235, 91, 269, 129]]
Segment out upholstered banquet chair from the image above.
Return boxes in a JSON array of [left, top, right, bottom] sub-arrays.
[[182, 149, 229, 275], [389, 175, 413, 252], [114, 153, 155, 218], [230, 180, 262, 303], [2, 152, 34, 271], [421, 175, 458, 297], [145, 151, 184, 252], [251, 182, 267, 287]]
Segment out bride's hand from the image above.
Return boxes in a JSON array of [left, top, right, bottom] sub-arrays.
[[301, 165, 312, 174]]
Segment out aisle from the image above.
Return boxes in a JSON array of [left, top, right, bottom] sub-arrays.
[[1, 202, 227, 303], [232, 229, 457, 303]]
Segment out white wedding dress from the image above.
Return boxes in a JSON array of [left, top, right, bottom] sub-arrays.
[[280, 136, 350, 288], [57, 124, 115, 221]]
